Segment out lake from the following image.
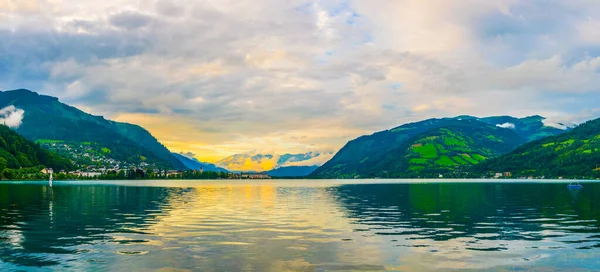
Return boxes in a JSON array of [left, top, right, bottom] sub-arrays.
[[1, 180, 599, 271]]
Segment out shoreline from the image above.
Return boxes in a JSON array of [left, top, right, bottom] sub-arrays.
[[0, 178, 596, 184]]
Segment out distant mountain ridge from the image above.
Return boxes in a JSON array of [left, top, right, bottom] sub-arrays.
[[263, 165, 318, 177], [172, 153, 228, 172], [0, 89, 185, 169], [311, 115, 568, 178]]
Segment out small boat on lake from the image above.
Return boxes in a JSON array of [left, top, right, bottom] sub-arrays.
[[567, 181, 582, 189]]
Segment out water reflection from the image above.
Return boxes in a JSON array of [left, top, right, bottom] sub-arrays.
[[0, 184, 180, 268], [332, 183, 600, 270], [0, 181, 599, 271]]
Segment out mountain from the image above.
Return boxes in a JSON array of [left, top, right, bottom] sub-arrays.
[[172, 153, 228, 172], [311, 115, 568, 178], [263, 165, 318, 177], [470, 117, 600, 179], [0, 89, 185, 169], [0, 124, 73, 174]]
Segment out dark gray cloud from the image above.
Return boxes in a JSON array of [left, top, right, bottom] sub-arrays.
[[155, 0, 185, 17], [109, 11, 154, 30]]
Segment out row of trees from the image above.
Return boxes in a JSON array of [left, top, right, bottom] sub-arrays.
[[0, 166, 48, 180], [43, 169, 232, 181], [1, 168, 236, 181]]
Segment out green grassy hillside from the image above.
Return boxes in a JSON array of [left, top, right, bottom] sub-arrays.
[[470, 117, 600, 179], [361, 120, 523, 178], [311, 116, 567, 178]]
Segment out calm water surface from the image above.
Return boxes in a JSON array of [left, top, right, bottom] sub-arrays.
[[1, 180, 600, 271]]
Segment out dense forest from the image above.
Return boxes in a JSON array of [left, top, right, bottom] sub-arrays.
[[0, 124, 73, 179]]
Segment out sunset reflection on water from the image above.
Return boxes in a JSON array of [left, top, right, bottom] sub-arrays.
[[1, 180, 600, 271]]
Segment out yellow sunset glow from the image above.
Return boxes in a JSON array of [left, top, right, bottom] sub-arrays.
[[114, 113, 359, 170]]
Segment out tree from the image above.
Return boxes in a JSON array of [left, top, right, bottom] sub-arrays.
[[0, 157, 6, 172], [3, 169, 13, 179]]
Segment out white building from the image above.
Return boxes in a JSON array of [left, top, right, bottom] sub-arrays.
[[80, 172, 102, 178]]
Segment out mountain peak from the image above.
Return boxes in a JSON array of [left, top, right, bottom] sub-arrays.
[[2, 88, 36, 94], [1, 89, 59, 102], [523, 115, 545, 120], [453, 115, 478, 120]]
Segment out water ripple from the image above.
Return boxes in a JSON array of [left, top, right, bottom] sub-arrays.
[[0, 181, 600, 271]]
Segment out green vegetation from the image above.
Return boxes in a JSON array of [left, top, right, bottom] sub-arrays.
[[11, 169, 233, 181], [471, 117, 600, 179], [381, 122, 523, 177], [311, 115, 567, 179], [409, 158, 429, 165], [444, 136, 467, 147], [451, 155, 467, 165], [460, 154, 478, 164], [0, 89, 185, 170], [408, 165, 425, 172], [413, 143, 438, 158], [35, 139, 64, 144], [435, 155, 456, 166], [0, 125, 73, 179], [472, 154, 486, 161], [95, 170, 231, 180], [310, 110, 600, 179]]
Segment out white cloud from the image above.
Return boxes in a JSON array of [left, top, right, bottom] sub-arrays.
[[542, 108, 600, 130], [542, 121, 569, 130], [282, 152, 335, 167], [496, 122, 515, 129], [178, 151, 196, 159], [215, 151, 333, 171], [577, 18, 600, 44], [0, 106, 25, 128]]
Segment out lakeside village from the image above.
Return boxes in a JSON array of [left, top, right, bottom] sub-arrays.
[[1, 141, 272, 180], [443, 172, 570, 180], [36, 167, 271, 180]]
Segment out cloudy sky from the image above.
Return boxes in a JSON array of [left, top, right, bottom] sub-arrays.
[[2, 0, 600, 164]]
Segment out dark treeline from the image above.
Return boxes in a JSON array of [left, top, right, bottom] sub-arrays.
[[45, 169, 234, 181], [0, 124, 73, 179]]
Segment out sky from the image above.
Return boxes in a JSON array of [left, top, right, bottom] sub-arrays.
[[2, 0, 600, 167]]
